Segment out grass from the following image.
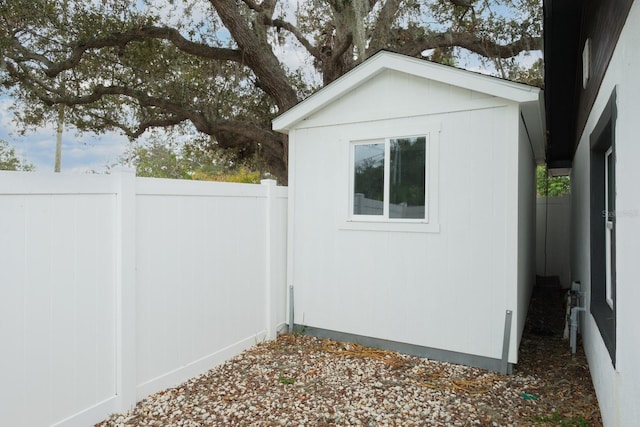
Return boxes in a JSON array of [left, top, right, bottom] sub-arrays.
[[534, 411, 591, 427], [278, 374, 297, 385]]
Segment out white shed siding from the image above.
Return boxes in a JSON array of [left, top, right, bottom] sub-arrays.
[[516, 114, 537, 353], [288, 69, 525, 362], [298, 69, 496, 129], [570, 2, 640, 425]]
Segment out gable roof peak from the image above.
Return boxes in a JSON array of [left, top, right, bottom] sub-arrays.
[[273, 50, 542, 134]]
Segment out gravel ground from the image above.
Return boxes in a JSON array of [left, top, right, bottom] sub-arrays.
[[97, 287, 601, 426]]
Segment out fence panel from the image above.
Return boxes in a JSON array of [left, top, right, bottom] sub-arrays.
[[0, 173, 119, 427], [135, 179, 270, 398], [536, 195, 572, 287], [0, 171, 288, 427]]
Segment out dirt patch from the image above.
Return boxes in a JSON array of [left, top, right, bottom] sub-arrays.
[[515, 285, 601, 426]]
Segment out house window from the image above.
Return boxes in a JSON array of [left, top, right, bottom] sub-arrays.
[[604, 147, 614, 309], [590, 89, 616, 365], [352, 135, 427, 221]]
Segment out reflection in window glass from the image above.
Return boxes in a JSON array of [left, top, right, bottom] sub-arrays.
[[389, 137, 426, 219], [354, 143, 384, 215]]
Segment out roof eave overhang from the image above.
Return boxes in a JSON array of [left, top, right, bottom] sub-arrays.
[[522, 89, 547, 164], [543, 0, 582, 167]]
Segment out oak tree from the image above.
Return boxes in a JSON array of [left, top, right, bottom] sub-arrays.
[[0, 0, 542, 183]]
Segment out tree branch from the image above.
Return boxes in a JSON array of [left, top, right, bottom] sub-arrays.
[[26, 83, 214, 136], [129, 116, 189, 139], [368, 0, 403, 54], [240, 0, 265, 12], [39, 26, 242, 78], [214, 119, 285, 177], [216, 120, 280, 152], [448, 0, 474, 8], [8, 37, 55, 68], [80, 111, 187, 139], [265, 17, 322, 60], [397, 31, 542, 59], [7, 56, 287, 172], [209, 0, 299, 110]]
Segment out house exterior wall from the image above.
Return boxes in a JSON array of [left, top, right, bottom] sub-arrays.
[[287, 72, 531, 364], [570, 2, 640, 425], [575, 0, 634, 144]]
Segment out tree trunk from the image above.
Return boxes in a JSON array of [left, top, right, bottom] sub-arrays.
[[55, 104, 64, 173]]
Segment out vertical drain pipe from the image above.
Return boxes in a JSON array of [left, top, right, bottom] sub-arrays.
[[570, 306, 586, 354], [288, 285, 294, 334], [569, 281, 585, 354], [500, 310, 513, 375]]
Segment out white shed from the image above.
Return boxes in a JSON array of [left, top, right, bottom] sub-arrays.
[[273, 51, 545, 372]]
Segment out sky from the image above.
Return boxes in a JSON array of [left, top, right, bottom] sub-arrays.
[[0, 96, 129, 173], [0, 1, 541, 174]]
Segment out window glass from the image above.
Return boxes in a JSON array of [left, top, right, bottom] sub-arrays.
[[606, 149, 614, 217], [351, 135, 428, 221], [389, 136, 426, 219], [353, 143, 385, 215]]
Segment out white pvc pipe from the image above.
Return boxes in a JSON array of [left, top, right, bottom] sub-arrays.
[[570, 306, 586, 354]]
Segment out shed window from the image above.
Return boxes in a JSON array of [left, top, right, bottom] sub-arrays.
[[352, 135, 427, 221]]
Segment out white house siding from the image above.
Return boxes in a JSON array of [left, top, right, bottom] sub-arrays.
[[570, 2, 640, 425], [288, 71, 528, 363]]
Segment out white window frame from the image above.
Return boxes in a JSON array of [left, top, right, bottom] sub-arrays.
[[604, 146, 614, 308], [349, 134, 429, 223]]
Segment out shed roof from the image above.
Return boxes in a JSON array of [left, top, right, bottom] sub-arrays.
[[273, 50, 546, 162]]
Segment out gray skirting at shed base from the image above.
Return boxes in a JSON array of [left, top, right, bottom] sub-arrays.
[[294, 324, 514, 375]]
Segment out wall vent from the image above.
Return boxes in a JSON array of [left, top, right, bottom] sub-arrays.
[[582, 38, 591, 89]]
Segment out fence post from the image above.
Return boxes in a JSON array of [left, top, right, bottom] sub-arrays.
[[262, 179, 278, 341], [115, 168, 137, 411]]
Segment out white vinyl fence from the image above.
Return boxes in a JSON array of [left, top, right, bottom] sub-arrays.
[[0, 170, 288, 427], [536, 194, 571, 287]]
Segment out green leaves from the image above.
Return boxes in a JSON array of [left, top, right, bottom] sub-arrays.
[[121, 132, 264, 182], [1, 0, 545, 183], [537, 165, 570, 197], [0, 139, 34, 171]]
